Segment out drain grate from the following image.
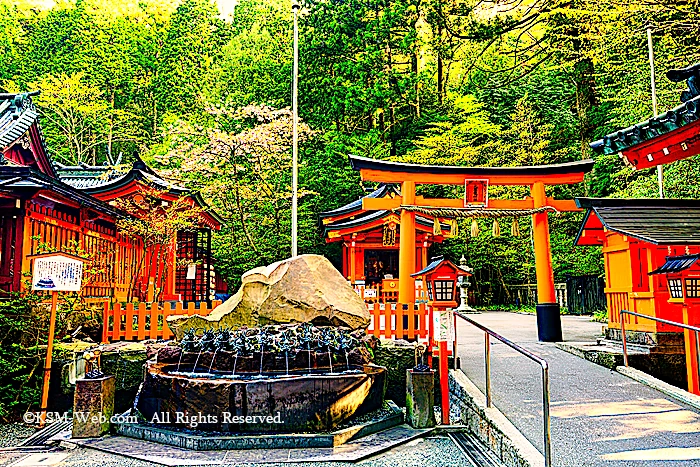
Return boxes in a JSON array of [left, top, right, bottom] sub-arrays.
[[448, 432, 505, 467], [18, 421, 71, 447]]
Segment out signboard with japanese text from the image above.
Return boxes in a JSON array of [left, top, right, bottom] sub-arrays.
[[32, 254, 84, 292], [433, 308, 454, 343]]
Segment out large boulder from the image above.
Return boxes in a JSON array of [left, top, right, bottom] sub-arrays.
[[168, 255, 369, 338]]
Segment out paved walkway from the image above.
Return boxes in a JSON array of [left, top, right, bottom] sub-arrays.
[[456, 312, 700, 467]]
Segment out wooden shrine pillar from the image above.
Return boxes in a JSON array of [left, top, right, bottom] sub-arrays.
[[350, 235, 357, 284], [531, 181, 562, 341], [399, 181, 416, 305], [162, 237, 178, 300], [342, 243, 348, 279], [683, 304, 700, 395]]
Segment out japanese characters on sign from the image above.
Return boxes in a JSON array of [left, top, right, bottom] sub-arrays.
[[433, 308, 454, 342], [32, 255, 84, 292]]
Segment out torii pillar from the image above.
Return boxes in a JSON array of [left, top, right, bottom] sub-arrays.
[[531, 181, 562, 341], [398, 181, 416, 305]]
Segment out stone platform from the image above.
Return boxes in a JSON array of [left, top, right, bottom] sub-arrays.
[[114, 401, 404, 450], [63, 424, 434, 465]]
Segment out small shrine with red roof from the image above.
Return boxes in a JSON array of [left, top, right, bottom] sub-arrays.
[[319, 184, 450, 300], [582, 62, 700, 394], [0, 92, 223, 303]]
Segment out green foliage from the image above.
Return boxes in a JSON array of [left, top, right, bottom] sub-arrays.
[[0, 292, 43, 421]]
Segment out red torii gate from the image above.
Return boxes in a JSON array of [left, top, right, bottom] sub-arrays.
[[349, 155, 595, 341]]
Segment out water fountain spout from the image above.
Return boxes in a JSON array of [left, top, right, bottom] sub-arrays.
[[277, 329, 297, 376], [192, 329, 216, 374], [255, 328, 273, 377]]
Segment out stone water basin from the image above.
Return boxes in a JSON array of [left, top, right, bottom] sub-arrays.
[[135, 362, 387, 433]]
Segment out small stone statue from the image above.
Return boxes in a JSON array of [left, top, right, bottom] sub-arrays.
[[667, 63, 700, 102], [83, 349, 104, 379], [413, 344, 430, 372]]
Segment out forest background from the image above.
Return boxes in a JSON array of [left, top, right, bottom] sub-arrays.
[[2, 0, 699, 303]]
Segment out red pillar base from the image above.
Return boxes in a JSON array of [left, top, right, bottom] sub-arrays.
[[439, 340, 450, 425]]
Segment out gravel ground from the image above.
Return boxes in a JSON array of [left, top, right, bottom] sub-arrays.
[[0, 436, 466, 467], [0, 423, 35, 448]]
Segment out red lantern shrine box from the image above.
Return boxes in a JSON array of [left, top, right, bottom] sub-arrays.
[[411, 256, 472, 310], [649, 254, 700, 394]]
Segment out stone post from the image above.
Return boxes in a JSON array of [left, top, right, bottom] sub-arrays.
[[72, 375, 115, 438], [457, 256, 476, 313], [406, 369, 436, 428]]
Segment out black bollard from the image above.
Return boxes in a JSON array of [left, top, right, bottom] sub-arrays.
[[536, 303, 563, 342]]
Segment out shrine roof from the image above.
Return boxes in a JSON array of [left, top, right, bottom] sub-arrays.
[[323, 209, 447, 236], [0, 165, 125, 217], [411, 256, 471, 277], [319, 184, 399, 219], [55, 159, 189, 194], [0, 93, 38, 149], [589, 95, 700, 156], [349, 155, 595, 184], [649, 254, 700, 275], [0, 92, 55, 177], [574, 197, 700, 245], [55, 159, 224, 228]]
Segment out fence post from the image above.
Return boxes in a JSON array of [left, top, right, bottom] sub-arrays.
[[101, 301, 110, 344], [621, 311, 629, 367], [137, 303, 146, 341], [149, 302, 159, 339], [112, 303, 122, 341], [485, 332, 492, 408]]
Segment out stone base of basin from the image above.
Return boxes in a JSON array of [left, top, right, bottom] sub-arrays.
[[134, 362, 387, 433], [114, 401, 403, 450]]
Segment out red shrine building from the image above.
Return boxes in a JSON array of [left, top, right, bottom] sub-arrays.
[[585, 63, 700, 394], [319, 184, 449, 300], [0, 92, 223, 303]]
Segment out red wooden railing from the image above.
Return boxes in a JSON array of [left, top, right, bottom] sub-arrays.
[[101, 300, 221, 343]]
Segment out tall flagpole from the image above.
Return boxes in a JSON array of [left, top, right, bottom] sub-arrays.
[[647, 27, 664, 198], [291, 2, 300, 257]]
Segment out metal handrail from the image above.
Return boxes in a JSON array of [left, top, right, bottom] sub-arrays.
[[619, 310, 700, 386], [455, 311, 552, 467]]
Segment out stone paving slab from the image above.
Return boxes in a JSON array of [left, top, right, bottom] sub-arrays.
[[66, 425, 433, 465], [0, 436, 468, 467], [456, 312, 700, 467]]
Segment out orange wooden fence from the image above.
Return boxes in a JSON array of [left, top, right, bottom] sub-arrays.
[[354, 282, 428, 305], [365, 302, 431, 341], [102, 299, 433, 343], [101, 300, 221, 343]]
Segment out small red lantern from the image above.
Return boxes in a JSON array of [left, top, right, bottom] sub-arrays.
[[412, 256, 472, 310]]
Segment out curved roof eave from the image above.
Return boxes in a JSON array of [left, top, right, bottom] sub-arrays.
[[319, 184, 399, 219], [77, 169, 189, 195], [323, 210, 448, 236]]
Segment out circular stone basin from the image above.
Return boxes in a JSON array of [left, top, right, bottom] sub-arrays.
[[134, 362, 387, 433]]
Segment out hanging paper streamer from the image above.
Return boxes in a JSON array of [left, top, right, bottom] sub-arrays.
[[433, 217, 442, 236], [470, 218, 480, 237], [450, 219, 458, 237], [492, 218, 500, 237], [511, 218, 520, 237]]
